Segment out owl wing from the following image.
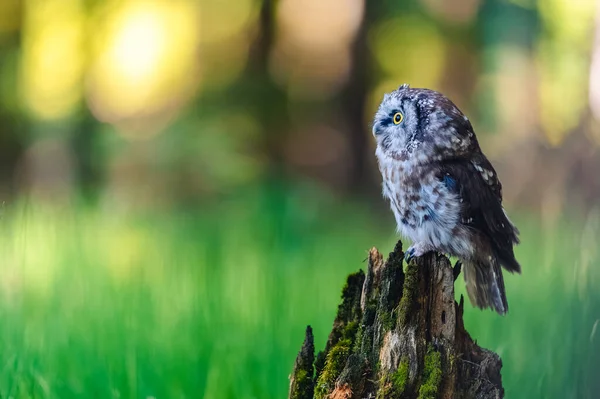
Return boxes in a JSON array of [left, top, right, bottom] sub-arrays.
[[438, 155, 521, 273]]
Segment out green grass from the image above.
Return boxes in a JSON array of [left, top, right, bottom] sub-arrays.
[[458, 212, 600, 398], [0, 186, 597, 398]]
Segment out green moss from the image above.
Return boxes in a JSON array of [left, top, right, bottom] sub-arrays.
[[388, 240, 405, 267], [314, 339, 352, 399], [337, 270, 365, 323], [353, 326, 363, 353], [314, 350, 326, 378], [380, 309, 396, 331], [290, 369, 312, 399], [376, 357, 409, 399], [418, 346, 442, 399], [289, 325, 315, 399], [364, 300, 377, 326], [314, 271, 364, 397], [356, 325, 374, 360], [398, 261, 419, 326], [393, 357, 410, 394], [343, 320, 359, 340], [376, 374, 388, 399]]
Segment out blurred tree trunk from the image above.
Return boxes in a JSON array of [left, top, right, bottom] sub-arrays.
[[245, 0, 288, 175], [70, 109, 105, 203], [337, 2, 376, 196], [0, 30, 26, 199], [244, 0, 379, 194], [289, 241, 504, 399]]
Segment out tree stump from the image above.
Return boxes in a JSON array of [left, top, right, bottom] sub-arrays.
[[288, 241, 503, 399]]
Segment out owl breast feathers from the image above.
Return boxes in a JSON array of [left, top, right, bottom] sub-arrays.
[[372, 84, 521, 315]]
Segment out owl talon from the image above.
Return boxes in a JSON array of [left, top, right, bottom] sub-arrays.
[[404, 243, 433, 263], [404, 248, 416, 263], [453, 261, 462, 281]]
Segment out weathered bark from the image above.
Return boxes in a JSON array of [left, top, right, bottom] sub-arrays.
[[289, 240, 503, 399], [289, 326, 316, 399]]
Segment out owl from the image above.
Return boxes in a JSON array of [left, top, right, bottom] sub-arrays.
[[372, 84, 521, 315]]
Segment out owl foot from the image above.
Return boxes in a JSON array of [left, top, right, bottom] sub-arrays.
[[453, 261, 462, 281], [404, 242, 434, 263]]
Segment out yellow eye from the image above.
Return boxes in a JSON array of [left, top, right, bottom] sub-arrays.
[[393, 112, 403, 125]]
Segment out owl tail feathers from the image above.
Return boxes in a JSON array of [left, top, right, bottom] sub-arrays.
[[463, 258, 508, 315]]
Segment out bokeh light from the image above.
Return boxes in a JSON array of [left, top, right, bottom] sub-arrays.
[[19, 0, 86, 121], [538, 0, 596, 145], [367, 16, 446, 120], [86, 1, 200, 129], [271, 0, 365, 99]]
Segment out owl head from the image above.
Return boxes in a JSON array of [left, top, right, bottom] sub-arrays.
[[372, 84, 476, 160]]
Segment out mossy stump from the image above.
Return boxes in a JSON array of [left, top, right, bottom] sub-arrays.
[[288, 241, 503, 399]]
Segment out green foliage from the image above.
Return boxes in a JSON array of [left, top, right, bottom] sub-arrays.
[[418, 346, 442, 399], [314, 339, 353, 399], [0, 193, 597, 398], [0, 190, 388, 399]]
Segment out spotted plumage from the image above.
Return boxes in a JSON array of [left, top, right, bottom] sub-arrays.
[[372, 84, 521, 315]]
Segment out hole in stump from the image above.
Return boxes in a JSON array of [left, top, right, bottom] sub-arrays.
[[442, 310, 446, 324]]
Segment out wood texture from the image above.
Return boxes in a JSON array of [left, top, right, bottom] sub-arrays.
[[288, 241, 503, 399]]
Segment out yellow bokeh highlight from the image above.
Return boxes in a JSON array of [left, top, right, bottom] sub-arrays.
[[537, 0, 596, 145], [196, 0, 259, 92], [538, 0, 596, 48], [199, 0, 258, 44], [87, 1, 200, 122], [538, 41, 589, 145], [369, 17, 446, 89], [19, 0, 85, 120]]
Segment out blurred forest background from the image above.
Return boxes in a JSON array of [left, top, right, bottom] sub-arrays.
[[0, 0, 599, 398]]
